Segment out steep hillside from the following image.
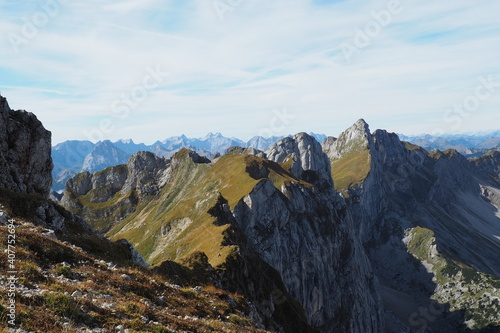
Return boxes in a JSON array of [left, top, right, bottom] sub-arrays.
[[326, 120, 500, 331], [62, 135, 385, 332], [404, 227, 500, 330], [0, 208, 272, 333]]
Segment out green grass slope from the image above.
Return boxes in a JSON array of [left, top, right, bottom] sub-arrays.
[[405, 227, 500, 330]]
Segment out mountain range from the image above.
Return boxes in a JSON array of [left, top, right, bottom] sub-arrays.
[[2, 94, 500, 332], [51, 133, 327, 192], [51, 132, 499, 193], [60, 118, 500, 332]]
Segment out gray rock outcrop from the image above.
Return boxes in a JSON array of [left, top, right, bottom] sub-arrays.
[[322, 119, 373, 160], [327, 120, 500, 331], [234, 133, 384, 332], [0, 95, 53, 196], [61, 151, 171, 231], [266, 132, 333, 189]]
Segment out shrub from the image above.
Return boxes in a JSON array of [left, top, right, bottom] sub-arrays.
[[180, 288, 198, 299], [227, 314, 252, 327], [21, 262, 45, 282], [44, 292, 77, 317], [56, 265, 72, 278], [128, 318, 145, 330]]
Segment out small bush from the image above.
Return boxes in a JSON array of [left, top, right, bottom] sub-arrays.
[[180, 288, 198, 299], [44, 292, 77, 317], [21, 262, 45, 282], [128, 318, 145, 330], [56, 265, 72, 278], [227, 314, 252, 327]]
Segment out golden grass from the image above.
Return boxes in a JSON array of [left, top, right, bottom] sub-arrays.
[[106, 153, 310, 269], [331, 150, 371, 191], [0, 223, 268, 333]]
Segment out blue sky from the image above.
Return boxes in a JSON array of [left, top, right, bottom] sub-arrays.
[[1, 0, 499, 144]]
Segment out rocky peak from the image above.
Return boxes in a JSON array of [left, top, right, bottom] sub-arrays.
[[0, 95, 53, 196], [324, 119, 374, 160], [265, 132, 333, 188], [126, 151, 168, 172], [122, 151, 170, 194], [0, 95, 10, 109], [232, 157, 384, 332], [473, 150, 500, 183], [81, 140, 129, 173], [430, 149, 479, 196], [225, 146, 267, 159], [171, 148, 210, 167]]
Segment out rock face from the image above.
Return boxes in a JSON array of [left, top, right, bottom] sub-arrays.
[[473, 150, 500, 183], [235, 133, 384, 332], [266, 133, 333, 189], [327, 119, 500, 331], [322, 119, 373, 160], [0, 95, 150, 276], [0, 95, 53, 196], [61, 151, 171, 231]]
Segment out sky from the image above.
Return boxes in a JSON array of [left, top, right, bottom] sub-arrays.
[[1, 0, 499, 144]]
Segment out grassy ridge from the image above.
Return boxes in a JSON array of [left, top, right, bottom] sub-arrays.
[[103, 153, 305, 269]]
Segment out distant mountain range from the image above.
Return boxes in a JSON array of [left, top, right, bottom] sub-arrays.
[[51, 132, 327, 191], [399, 132, 500, 157], [51, 131, 499, 192]]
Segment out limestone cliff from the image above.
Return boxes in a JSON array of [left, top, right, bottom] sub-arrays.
[[0, 95, 148, 269], [61, 151, 170, 232], [326, 119, 500, 331], [234, 133, 384, 332], [0, 95, 53, 196]]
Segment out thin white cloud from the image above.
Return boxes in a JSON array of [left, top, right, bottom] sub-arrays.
[[0, 0, 499, 143]]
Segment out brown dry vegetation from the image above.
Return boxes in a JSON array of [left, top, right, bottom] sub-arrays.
[[0, 221, 270, 332]]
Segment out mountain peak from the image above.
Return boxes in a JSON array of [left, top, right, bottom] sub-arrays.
[[265, 132, 333, 188], [0, 94, 10, 111], [117, 138, 135, 145], [202, 132, 224, 140], [96, 139, 114, 146], [323, 119, 373, 160], [352, 118, 371, 136]]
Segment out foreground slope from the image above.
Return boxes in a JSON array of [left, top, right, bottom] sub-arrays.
[[63, 134, 384, 332]]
